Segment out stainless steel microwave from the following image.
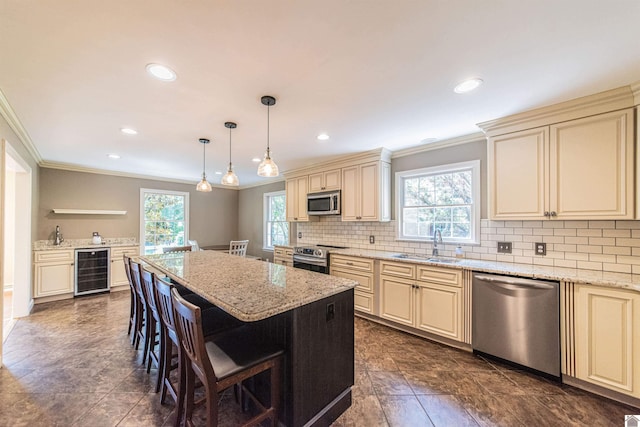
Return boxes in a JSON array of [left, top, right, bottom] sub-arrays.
[[307, 191, 341, 215]]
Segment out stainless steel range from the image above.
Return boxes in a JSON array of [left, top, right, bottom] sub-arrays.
[[292, 244, 348, 274]]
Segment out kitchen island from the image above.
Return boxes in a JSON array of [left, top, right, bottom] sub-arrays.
[[141, 251, 357, 427]]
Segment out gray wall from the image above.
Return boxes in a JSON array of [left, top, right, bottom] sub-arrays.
[[0, 116, 40, 241], [38, 168, 239, 247], [238, 181, 286, 260], [391, 139, 487, 219]]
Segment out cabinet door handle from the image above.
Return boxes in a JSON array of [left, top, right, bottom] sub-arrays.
[[550, 211, 557, 217], [543, 211, 550, 217]]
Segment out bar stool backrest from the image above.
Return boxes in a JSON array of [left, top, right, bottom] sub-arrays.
[[154, 276, 179, 345], [129, 260, 146, 306], [171, 288, 216, 381], [141, 269, 160, 321]]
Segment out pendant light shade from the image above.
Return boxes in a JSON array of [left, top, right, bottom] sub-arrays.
[[221, 122, 239, 186], [196, 138, 212, 192], [257, 95, 279, 177]]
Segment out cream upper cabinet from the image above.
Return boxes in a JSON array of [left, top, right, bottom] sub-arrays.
[[308, 169, 341, 193], [110, 246, 139, 288], [286, 176, 315, 222], [34, 249, 75, 298], [342, 161, 390, 222], [488, 108, 634, 220], [574, 284, 640, 398]]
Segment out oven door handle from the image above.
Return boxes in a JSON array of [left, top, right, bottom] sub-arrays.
[[293, 255, 328, 266]]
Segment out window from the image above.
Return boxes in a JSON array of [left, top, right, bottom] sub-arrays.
[[396, 160, 480, 244], [263, 190, 289, 250], [140, 189, 189, 255]]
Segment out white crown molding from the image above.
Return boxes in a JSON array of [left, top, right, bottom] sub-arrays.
[[40, 161, 241, 190], [477, 85, 635, 137], [0, 89, 42, 163], [391, 132, 486, 159], [631, 80, 640, 106], [283, 147, 392, 179]]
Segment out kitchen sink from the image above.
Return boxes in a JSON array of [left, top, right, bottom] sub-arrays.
[[391, 253, 460, 264]]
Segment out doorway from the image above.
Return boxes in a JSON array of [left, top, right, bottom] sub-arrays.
[[2, 140, 32, 349]]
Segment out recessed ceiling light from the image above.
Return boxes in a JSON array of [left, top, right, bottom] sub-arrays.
[[214, 171, 223, 175], [146, 63, 177, 81], [454, 78, 483, 94], [252, 158, 261, 163], [317, 133, 330, 141], [120, 128, 137, 135], [107, 154, 120, 159]]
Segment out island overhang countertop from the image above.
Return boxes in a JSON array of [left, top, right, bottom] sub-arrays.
[[141, 251, 357, 322]]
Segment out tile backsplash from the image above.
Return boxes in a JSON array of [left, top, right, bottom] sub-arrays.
[[296, 217, 640, 274]]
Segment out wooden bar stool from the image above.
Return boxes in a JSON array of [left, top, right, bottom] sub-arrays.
[[128, 259, 147, 354], [154, 275, 244, 421], [123, 255, 139, 340], [171, 288, 283, 427], [140, 269, 163, 384]]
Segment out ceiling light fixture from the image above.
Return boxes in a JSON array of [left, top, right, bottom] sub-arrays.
[[196, 138, 212, 192], [120, 128, 137, 135], [317, 133, 330, 141], [146, 63, 177, 81], [454, 78, 483, 94], [257, 95, 279, 177], [107, 154, 120, 159], [221, 122, 239, 186]]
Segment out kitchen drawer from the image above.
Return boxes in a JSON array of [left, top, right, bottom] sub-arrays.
[[274, 246, 293, 257], [354, 290, 374, 314], [331, 267, 374, 293], [111, 246, 138, 257], [34, 250, 74, 263], [330, 255, 374, 273], [380, 261, 415, 279], [417, 265, 462, 287]]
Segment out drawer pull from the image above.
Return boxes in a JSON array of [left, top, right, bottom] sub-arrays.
[[346, 262, 353, 266]]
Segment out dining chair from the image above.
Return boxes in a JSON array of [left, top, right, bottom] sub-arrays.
[[171, 287, 283, 427], [163, 245, 194, 253], [228, 240, 249, 257]]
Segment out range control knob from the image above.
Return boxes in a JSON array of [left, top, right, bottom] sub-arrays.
[[315, 249, 324, 257]]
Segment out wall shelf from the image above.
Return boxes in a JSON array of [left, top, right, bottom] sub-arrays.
[[52, 209, 127, 215]]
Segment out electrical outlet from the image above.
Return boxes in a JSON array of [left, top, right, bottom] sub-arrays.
[[535, 242, 547, 256], [297, 232, 302, 239], [326, 302, 335, 321], [497, 242, 512, 254], [369, 235, 375, 244]]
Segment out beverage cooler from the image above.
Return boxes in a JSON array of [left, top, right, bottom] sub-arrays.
[[74, 248, 111, 296]]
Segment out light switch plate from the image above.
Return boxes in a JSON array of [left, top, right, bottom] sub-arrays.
[[535, 242, 547, 256]]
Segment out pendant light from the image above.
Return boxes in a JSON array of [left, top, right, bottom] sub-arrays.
[[257, 95, 279, 177], [196, 138, 213, 192], [221, 122, 239, 186]]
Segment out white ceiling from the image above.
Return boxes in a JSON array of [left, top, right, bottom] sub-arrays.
[[1, 1, 639, 187]]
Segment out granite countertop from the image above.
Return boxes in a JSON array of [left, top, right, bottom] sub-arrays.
[[33, 238, 138, 251], [331, 248, 640, 293], [141, 251, 357, 322]]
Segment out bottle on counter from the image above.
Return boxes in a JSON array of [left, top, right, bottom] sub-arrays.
[[92, 232, 102, 245], [455, 246, 464, 258]]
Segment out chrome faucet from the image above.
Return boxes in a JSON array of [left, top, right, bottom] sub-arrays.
[[432, 229, 442, 256], [54, 225, 64, 246]]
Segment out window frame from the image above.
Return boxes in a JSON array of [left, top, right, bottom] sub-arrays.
[[263, 190, 289, 251], [139, 188, 190, 255], [395, 160, 480, 244]]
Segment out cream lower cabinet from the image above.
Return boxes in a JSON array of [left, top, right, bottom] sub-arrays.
[[34, 249, 75, 298], [330, 254, 376, 314], [274, 246, 294, 267], [488, 108, 634, 220], [380, 261, 463, 342], [574, 284, 640, 398], [110, 246, 139, 288]]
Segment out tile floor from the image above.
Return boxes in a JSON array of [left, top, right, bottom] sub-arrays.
[[0, 291, 637, 426]]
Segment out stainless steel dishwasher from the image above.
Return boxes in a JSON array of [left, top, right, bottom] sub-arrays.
[[472, 273, 560, 378]]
